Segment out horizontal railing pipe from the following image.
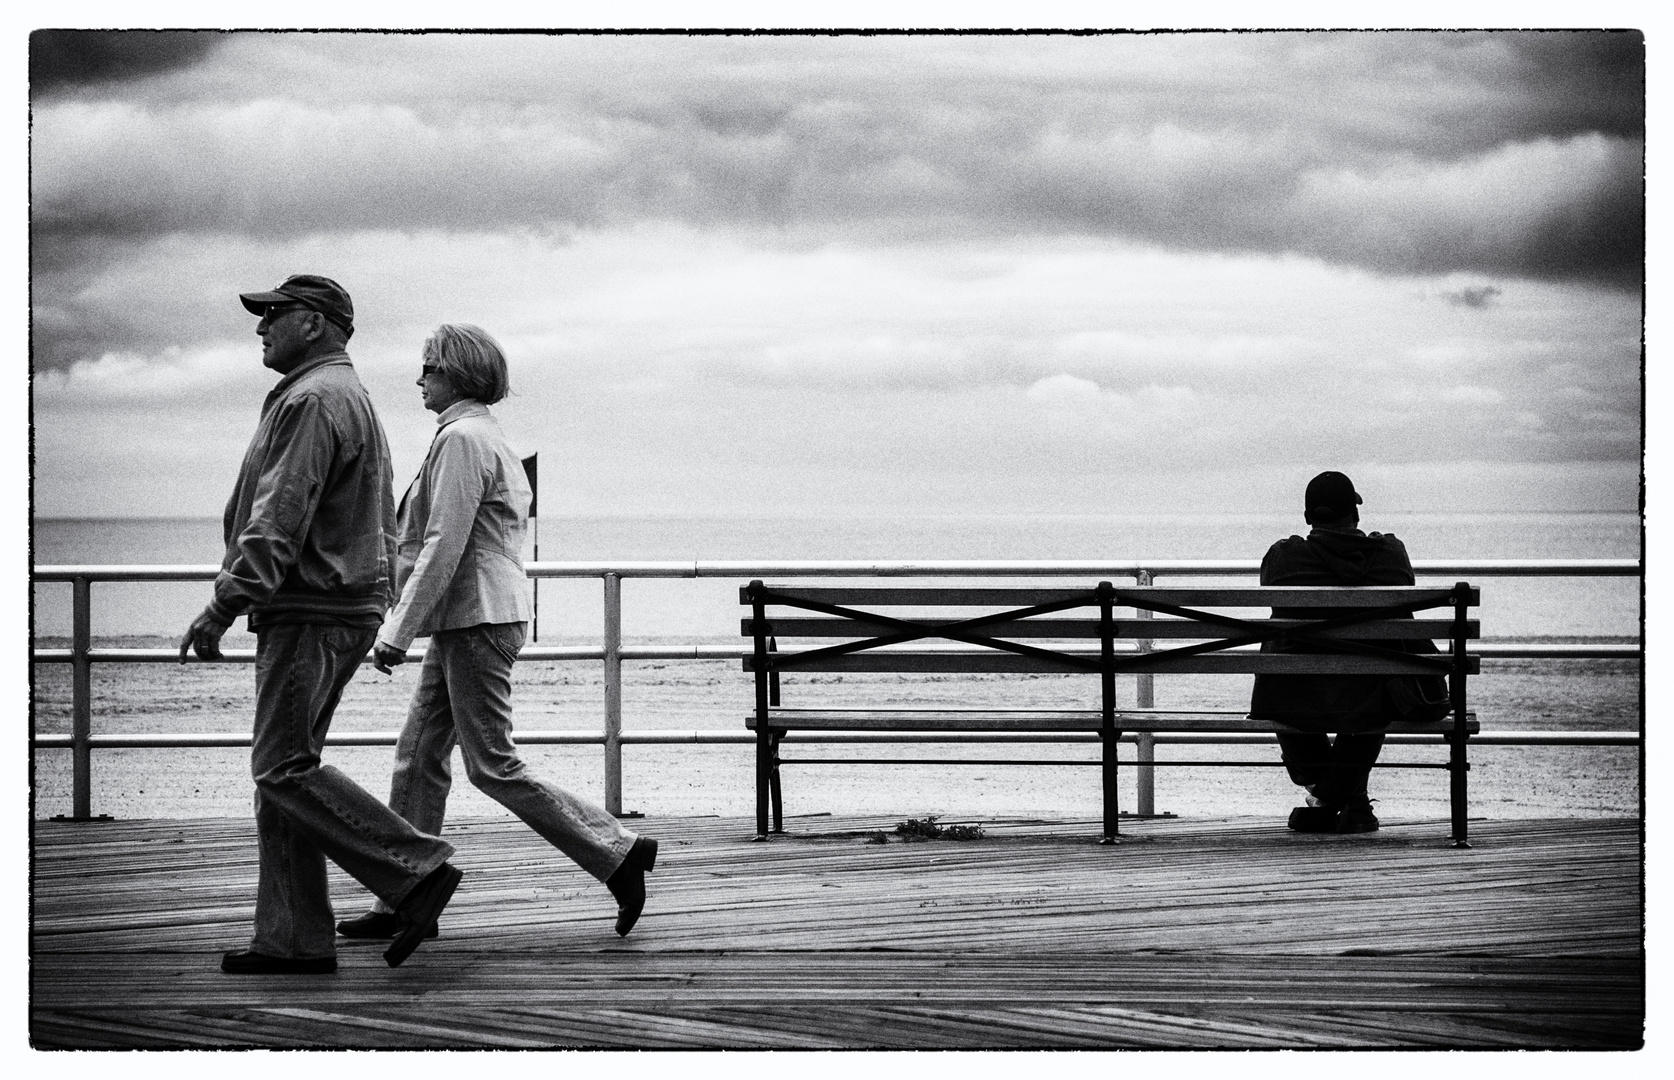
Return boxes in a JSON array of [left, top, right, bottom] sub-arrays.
[[30, 729, 1639, 750]]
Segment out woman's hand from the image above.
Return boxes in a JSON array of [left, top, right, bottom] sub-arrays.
[[372, 641, 408, 674]]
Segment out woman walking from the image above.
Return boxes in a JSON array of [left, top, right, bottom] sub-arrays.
[[338, 324, 657, 940]]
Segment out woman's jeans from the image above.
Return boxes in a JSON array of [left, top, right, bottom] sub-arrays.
[[250, 623, 455, 960], [376, 622, 635, 907]]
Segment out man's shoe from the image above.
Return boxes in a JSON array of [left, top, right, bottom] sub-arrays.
[[605, 836, 658, 938], [221, 949, 336, 975], [384, 863, 463, 968], [336, 910, 437, 940], [1336, 799, 1380, 834], [1287, 805, 1341, 833]]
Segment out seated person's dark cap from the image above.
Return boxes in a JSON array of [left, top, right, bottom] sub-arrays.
[[239, 274, 354, 338], [1305, 470, 1362, 518]]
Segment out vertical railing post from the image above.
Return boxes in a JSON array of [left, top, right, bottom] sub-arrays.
[[70, 575, 93, 820], [602, 572, 623, 817], [1134, 569, 1156, 817]]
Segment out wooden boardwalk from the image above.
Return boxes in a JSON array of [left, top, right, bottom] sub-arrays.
[[31, 812, 1643, 1050]]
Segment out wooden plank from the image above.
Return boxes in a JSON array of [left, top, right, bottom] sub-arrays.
[[1112, 586, 1477, 609], [33, 932, 1644, 1002], [751, 587, 1100, 607], [749, 652, 1474, 675], [745, 617, 1475, 640], [748, 709, 1480, 735]]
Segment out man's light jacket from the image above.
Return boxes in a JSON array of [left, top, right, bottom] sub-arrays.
[[209, 351, 398, 627]]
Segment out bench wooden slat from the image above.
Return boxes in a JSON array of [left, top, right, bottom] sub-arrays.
[[749, 586, 1477, 609], [1111, 586, 1477, 608], [747, 652, 1477, 675], [747, 708, 1480, 735], [746, 587, 1100, 606], [744, 617, 1477, 640]]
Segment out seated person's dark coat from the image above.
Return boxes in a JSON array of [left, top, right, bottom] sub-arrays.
[[1248, 527, 1444, 731]]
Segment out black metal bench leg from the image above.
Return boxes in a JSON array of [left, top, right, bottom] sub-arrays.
[[1450, 739, 1471, 849], [1101, 732, 1119, 844], [1098, 582, 1119, 844], [754, 734, 771, 840], [1449, 582, 1472, 849], [770, 733, 784, 833]]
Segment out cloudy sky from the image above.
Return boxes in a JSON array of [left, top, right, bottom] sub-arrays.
[[28, 29, 1644, 518]]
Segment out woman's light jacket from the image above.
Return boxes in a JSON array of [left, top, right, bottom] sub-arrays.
[[376, 399, 532, 652]]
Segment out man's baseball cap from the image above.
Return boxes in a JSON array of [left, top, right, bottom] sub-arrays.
[[1304, 471, 1362, 518], [239, 275, 354, 337]]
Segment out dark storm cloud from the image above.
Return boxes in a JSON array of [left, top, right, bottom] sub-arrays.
[[29, 31, 1645, 370], [30, 30, 226, 95], [1498, 30, 1644, 142]]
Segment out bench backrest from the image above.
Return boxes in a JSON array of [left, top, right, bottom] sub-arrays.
[[740, 581, 1479, 677]]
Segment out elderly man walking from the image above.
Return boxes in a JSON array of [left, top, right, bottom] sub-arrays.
[[181, 275, 463, 973]]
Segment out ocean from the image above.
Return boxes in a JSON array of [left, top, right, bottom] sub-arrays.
[[30, 512, 1642, 821]]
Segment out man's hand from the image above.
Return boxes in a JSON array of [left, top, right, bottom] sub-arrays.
[[372, 641, 407, 674], [179, 611, 229, 664]]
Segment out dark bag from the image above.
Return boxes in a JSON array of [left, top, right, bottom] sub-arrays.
[[1379, 634, 1452, 723], [1385, 672, 1451, 722]]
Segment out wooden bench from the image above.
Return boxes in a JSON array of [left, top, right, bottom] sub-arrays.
[[741, 580, 1480, 846]]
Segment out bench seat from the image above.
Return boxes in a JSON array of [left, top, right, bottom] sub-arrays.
[[746, 708, 1480, 736]]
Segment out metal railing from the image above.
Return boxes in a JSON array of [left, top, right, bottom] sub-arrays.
[[32, 558, 1642, 820]]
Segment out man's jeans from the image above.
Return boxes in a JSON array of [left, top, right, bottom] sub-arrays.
[[250, 623, 455, 959], [381, 622, 634, 893]]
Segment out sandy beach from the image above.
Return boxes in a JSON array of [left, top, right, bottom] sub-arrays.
[[32, 635, 1640, 824]]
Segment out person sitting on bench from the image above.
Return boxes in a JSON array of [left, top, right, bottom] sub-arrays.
[[1250, 471, 1445, 835]]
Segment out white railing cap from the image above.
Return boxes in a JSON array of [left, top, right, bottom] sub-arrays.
[[32, 557, 1642, 582]]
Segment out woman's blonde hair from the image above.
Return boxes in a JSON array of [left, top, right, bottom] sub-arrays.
[[424, 323, 510, 404]]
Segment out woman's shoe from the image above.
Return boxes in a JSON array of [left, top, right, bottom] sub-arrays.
[[605, 837, 658, 937], [384, 862, 463, 968]]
